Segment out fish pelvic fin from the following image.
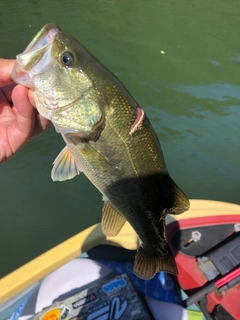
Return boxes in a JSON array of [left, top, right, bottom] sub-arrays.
[[51, 146, 81, 181], [101, 200, 126, 237], [134, 246, 178, 280]]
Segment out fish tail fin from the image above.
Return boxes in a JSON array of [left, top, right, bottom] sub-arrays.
[[134, 246, 178, 280]]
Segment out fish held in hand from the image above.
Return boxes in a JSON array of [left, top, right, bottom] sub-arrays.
[[12, 24, 190, 280]]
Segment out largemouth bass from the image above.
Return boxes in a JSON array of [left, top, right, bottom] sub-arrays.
[[12, 24, 189, 280]]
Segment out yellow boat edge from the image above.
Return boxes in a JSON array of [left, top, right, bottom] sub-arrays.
[[0, 199, 239, 305]]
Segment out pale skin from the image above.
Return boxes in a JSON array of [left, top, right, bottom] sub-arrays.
[[0, 59, 49, 164]]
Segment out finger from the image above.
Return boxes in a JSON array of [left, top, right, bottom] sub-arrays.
[[1, 83, 16, 102], [31, 112, 50, 138], [28, 89, 36, 107], [13, 85, 50, 138], [0, 59, 15, 86], [2, 85, 36, 108], [0, 86, 11, 115], [27, 88, 50, 137], [1, 85, 35, 159], [11, 85, 34, 135]]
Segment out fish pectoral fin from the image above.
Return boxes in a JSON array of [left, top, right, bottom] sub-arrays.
[[101, 201, 126, 237], [134, 247, 178, 280], [51, 146, 81, 181]]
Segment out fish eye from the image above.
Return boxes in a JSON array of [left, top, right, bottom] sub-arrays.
[[60, 52, 74, 67]]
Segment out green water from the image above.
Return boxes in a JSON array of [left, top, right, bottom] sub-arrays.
[[0, 0, 239, 278]]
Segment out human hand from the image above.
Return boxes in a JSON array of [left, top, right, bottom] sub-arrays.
[[0, 59, 49, 164]]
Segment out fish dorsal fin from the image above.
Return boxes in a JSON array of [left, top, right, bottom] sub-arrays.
[[168, 182, 190, 215], [51, 146, 81, 181], [101, 201, 126, 237]]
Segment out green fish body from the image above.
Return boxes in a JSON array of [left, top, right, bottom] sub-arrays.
[[12, 24, 189, 279]]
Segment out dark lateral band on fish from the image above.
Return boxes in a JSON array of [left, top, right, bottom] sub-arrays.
[[12, 23, 190, 280]]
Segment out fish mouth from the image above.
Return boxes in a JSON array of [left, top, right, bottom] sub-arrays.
[[12, 23, 60, 87]]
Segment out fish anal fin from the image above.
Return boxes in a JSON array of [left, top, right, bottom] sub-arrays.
[[51, 146, 81, 181], [101, 201, 126, 237], [134, 247, 178, 280]]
